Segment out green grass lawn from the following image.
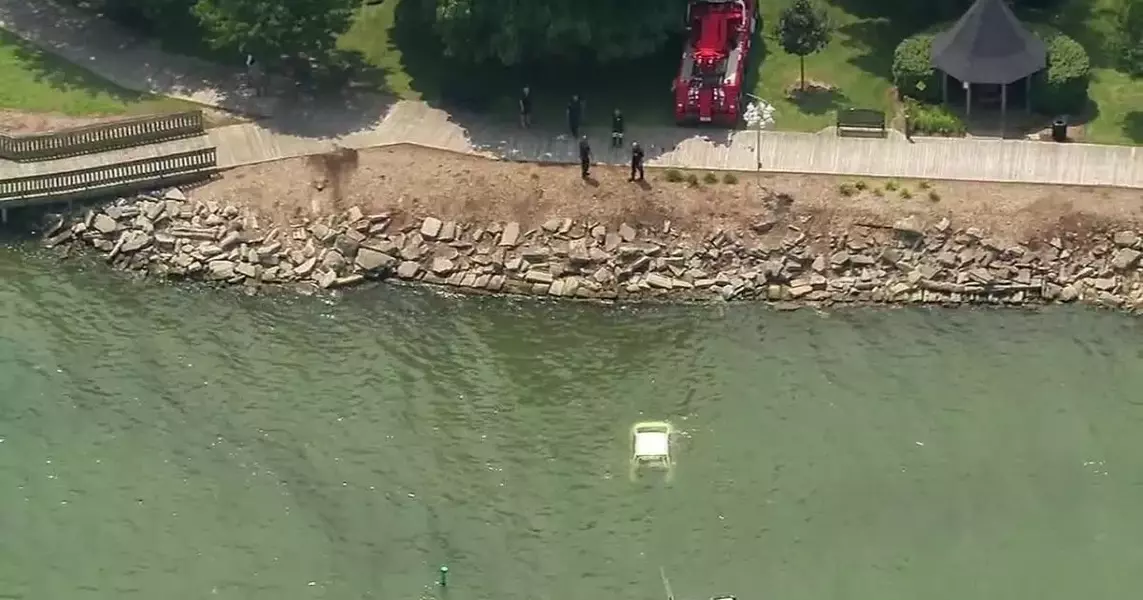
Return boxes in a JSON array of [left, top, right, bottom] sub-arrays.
[[1041, 0, 1143, 145], [748, 0, 907, 132], [0, 29, 190, 118]]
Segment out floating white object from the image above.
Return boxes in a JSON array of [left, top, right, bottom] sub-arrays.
[[632, 421, 673, 469]]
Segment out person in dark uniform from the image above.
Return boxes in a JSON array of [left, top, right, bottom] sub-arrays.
[[578, 135, 592, 179], [567, 94, 583, 139], [629, 141, 645, 182], [611, 109, 625, 148], [519, 86, 532, 128]]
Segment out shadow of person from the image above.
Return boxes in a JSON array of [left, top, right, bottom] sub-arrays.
[[635, 180, 652, 191], [584, 176, 600, 187]]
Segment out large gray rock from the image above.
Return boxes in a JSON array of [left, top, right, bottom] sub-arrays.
[[396, 261, 421, 279], [334, 233, 360, 258], [293, 256, 318, 277], [207, 260, 236, 280], [316, 269, 338, 289], [120, 231, 153, 253], [619, 223, 637, 242], [420, 217, 443, 239], [892, 216, 924, 236], [142, 201, 165, 222], [320, 250, 346, 271], [1111, 247, 1141, 270], [430, 258, 456, 276], [1113, 231, 1139, 247], [44, 229, 73, 248], [524, 270, 553, 284], [499, 222, 521, 247], [568, 238, 591, 265], [645, 273, 673, 289], [235, 262, 260, 278], [355, 247, 397, 272], [438, 221, 457, 241], [93, 214, 118, 234], [219, 230, 242, 251]]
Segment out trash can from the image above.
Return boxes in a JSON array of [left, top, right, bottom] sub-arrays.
[[1051, 117, 1068, 142]]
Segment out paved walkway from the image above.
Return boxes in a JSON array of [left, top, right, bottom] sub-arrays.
[[2, 0, 1142, 188]]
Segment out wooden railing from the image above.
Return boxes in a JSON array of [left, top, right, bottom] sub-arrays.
[[0, 148, 217, 206], [0, 111, 206, 162]]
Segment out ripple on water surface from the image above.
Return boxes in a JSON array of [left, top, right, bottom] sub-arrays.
[[2, 244, 1143, 600]]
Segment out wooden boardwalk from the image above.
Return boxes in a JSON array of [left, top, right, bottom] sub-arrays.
[[0, 136, 212, 179]]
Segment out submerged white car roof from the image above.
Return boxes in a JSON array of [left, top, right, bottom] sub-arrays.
[[634, 430, 669, 457]]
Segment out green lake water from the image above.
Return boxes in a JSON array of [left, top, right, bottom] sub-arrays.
[[2, 240, 1143, 600]]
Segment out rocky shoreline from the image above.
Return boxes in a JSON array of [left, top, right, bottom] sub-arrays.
[[38, 188, 1143, 311]]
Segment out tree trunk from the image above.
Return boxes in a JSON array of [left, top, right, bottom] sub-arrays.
[[799, 56, 806, 91]]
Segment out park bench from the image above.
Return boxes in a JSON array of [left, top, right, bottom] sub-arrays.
[[836, 108, 887, 138]]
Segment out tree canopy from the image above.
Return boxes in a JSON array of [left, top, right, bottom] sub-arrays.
[[428, 0, 690, 65], [193, 0, 355, 62], [96, 0, 356, 64], [1116, 0, 1143, 75]]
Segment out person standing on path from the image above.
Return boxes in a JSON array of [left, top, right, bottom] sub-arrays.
[[611, 109, 625, 148], [629, 141, 645, 182], [244, 53, 263, 97], [567, 95, 583, 139], [578, 135, 592, 179], [519, 86, 532, 128]]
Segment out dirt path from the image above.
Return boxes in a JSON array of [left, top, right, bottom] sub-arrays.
[[190, 144, 1143, 246]]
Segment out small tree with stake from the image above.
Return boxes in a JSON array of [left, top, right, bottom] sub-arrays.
[[777, 0, 832, 91]]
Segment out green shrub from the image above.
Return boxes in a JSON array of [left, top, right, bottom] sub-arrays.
[[685, 173, 700, 186], [664, 169, 684, 182], [899, 187, 913, 199], [892, 34, 942, 103], [722, 172, 739, 184], [928, 190, 941, 202], [703, 172, 719, 184], [872, 187, 884, 197], [854, 180, 868, 191], [1032, 28, 1091, 115], [884, 180, 898, 191], [838, 183, 856, 196], [907, 100, 967, 136], [918, 180, 931, 189]]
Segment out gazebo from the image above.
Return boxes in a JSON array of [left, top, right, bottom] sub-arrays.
[[931, 0, 1047, 130]]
